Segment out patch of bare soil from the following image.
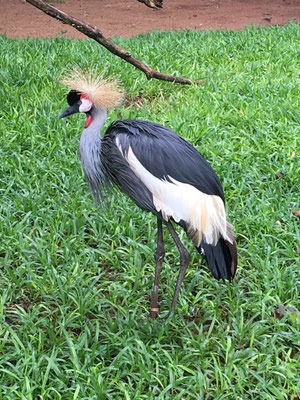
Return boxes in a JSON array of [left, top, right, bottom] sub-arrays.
[[0, 0, 299, 39]]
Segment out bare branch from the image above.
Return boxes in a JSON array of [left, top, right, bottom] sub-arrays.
[[25, 0, 203, 85], [137, 0, 163, 9]]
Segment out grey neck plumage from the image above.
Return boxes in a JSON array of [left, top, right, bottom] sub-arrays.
[[78, 107, 107, 202]]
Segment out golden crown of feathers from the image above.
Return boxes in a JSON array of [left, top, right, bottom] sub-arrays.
[[61, 68, 125, 110]]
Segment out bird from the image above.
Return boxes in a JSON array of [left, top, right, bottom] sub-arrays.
[[59, 69, 237, 318]]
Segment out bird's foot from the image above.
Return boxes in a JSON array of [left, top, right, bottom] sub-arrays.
[[148, 308, 175, 322], [149, 307, 159, 319]]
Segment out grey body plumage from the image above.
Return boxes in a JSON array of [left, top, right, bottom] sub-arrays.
[[78, 108, 107, 201]]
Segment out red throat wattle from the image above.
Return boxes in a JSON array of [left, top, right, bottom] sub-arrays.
[[85, 114, 93, 129]]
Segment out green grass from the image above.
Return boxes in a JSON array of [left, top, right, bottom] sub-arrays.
[[0, 23, 299, 399]]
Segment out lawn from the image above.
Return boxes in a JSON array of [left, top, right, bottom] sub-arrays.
[[0, 23, 299, 399]]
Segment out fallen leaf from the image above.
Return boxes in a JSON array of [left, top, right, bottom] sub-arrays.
[[291, 151, 295, 159], [287, 306, 296, 314], [292, 209, 300, 218], [275, 171, 285, 179], [275, 303, 286, 319], [288, 307, 299, 324], [275, 304, 299, 323], [263, 17, 272, 23]]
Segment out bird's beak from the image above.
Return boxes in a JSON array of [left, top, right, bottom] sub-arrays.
[[59, 102, 80, 119]]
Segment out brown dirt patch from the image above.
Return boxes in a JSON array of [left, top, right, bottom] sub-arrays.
[[1, 0, 299, 39]]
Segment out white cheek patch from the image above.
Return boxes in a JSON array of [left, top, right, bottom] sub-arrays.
[[79, 98, 93, 113]]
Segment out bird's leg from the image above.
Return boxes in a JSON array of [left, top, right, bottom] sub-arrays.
[[165, 221, 191, 314], [149, 218, 165, 319]]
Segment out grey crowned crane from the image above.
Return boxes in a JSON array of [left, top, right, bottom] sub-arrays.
[[59, 70, 237, 318]]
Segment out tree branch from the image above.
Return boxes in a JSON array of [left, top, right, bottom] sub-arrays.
[[26, 0, 203, 85], [137, 0, 163, 9]]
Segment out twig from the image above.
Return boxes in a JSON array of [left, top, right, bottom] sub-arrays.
[[137, 0, 163, 9], [26, 0, 204, 85]]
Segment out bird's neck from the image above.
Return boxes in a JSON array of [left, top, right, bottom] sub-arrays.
[[78, 107, 107, 201], [84, 107, 107, 133], [79, 107, 107, 154]]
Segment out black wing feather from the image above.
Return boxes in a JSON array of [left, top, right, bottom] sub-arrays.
[[105, 120, 225, 202], [101, 123, 157, 213]]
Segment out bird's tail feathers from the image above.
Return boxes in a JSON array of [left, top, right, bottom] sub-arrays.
[[198, 232, 237, 280]]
